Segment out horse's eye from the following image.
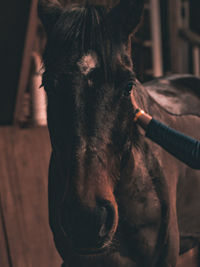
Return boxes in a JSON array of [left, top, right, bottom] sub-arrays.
[[123, 83, 133, 96]]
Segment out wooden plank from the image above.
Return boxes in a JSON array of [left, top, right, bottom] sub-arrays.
[[0, 198, 11, 267], [0, 127, 62, 267], [149, 0, 163, 77], [190, 0, 200, 35], [14, 0, 38, 125], [168, 0, 189, 73], [179, 28, 200, 46], [193, 46, 200, 76]]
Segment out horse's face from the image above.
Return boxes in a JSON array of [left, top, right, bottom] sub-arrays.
[[39, 0, 144, 256]]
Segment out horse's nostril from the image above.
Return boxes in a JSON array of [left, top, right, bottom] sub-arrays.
[[99, 207, 107, 237], [61, 201, 115, 249], [99, 222, 107, 238], [98, 203, 115, 238]]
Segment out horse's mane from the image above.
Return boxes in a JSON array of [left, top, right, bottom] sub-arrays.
[[43, 4, 113, 79]]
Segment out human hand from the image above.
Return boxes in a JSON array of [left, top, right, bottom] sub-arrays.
[[130, 89, 139, 111], [130, 87, 152, 129]]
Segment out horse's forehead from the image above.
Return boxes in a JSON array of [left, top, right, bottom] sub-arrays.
[[77, 52, 99, 75]]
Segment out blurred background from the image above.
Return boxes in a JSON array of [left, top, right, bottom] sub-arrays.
[[0, 0, 199, 266]]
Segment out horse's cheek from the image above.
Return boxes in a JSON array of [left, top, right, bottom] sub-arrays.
[[121, 189, 161, 227]]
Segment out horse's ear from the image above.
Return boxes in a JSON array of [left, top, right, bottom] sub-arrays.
[[108, 0, 144, 39], [38, 0, 62, 35]]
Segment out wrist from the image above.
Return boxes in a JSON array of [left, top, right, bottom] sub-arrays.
[[133, 109, 152, 131]]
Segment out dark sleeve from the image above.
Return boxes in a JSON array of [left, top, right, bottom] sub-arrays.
[[146, 118, 200, 170]]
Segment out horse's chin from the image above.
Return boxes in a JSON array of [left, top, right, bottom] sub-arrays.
[[72, 239, 113, 256]]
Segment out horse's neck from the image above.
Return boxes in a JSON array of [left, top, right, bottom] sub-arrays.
[[134, 79, 171, 123]]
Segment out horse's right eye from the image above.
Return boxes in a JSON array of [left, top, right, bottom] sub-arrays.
[[123, 83, 133, 97]]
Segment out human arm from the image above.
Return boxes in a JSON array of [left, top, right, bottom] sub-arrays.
[[130, 91, 200, 170]]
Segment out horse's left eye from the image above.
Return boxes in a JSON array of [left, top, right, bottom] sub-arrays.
[[123, 83, 133, 96]]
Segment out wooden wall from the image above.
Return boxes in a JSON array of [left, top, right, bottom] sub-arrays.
[[0, 127, 62, 267], [0, 1, 32, 125]]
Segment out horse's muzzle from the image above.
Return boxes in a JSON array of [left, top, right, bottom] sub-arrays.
[[60, 200, 116, 253]]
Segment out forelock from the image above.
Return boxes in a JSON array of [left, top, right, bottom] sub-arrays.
[[43, 4, 113, 80]]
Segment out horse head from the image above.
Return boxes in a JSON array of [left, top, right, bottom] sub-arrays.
[[38, 0, 144, 257]]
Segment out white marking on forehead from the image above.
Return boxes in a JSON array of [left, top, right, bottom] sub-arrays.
[[77, 52, 98, 75]]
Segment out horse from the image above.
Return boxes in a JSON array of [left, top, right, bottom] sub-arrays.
[[38, 1, 200, 266]]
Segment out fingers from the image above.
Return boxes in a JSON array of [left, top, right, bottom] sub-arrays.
[[130, 90, 139, 110]]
